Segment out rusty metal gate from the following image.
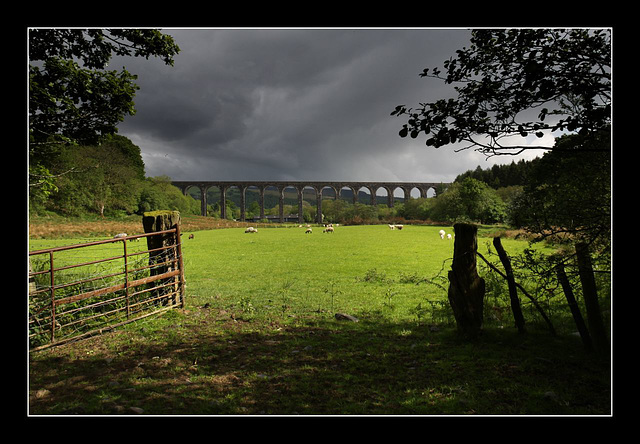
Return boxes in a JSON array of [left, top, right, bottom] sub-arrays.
[[28, 226, 185, 351]]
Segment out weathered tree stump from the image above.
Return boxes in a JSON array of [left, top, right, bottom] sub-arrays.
[[447, 223, 485, 339], [142, 211, 182, 306]]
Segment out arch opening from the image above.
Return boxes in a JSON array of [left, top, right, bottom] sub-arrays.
[[321, 186, 337, 200], [245, 185, 262, 221], [410, 187, 422, 199], [339, 186, 357, 203], [301, 186, 318, 223], [224, 185, 242, 220], [263, 185, 279, 220], [206, 185, 221, 218]]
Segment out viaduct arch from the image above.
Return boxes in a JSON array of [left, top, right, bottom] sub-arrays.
[[171, 181, 450, 224]]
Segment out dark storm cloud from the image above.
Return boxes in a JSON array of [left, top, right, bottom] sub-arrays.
[[114, 28, 533, 182]]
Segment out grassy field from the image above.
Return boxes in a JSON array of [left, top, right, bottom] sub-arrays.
[[28, 224, 542, 326], [182, 224, 457, 322], [28, 222, 612, 416]]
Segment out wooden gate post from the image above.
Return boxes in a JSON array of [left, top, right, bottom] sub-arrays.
[[447, 223, 485, 339], [142, 211, 182, 306]]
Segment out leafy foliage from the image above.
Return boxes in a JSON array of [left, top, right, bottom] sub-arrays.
[[510, 131, 611, 249], [30, 136, 199, 218], [429, 178, 507, 224], [138, 176, 201, 216], [392, 29, 611, 155], [455, 159, 536, 189], [29, 29, 180, 145], [29, 28, 180, 197]]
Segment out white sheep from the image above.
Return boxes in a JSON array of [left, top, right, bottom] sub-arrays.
[[245, 227, 258, 233], [323, 226, 334, 233], [114, 232, 139, 242], [305, 228, 313, 234], [395, 224, 403, 230], [388, 224, 396, 230], [447, 233, 452, 240], [439, 229, 446, 239]]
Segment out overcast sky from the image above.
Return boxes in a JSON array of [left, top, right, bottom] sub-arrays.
[[113, 28, 551, 184]]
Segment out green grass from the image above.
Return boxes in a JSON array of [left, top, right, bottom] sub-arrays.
[[28, 224, 611, 415], [181, 225, 454, 321], [178, 224, 540, 324]]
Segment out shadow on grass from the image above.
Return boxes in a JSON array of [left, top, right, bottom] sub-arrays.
[[28, 308, 610, 416]]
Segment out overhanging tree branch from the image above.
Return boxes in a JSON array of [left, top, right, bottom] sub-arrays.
[[393, 29, 611, 156]]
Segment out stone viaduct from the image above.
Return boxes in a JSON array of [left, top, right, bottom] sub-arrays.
[[171, 181, 450, 224]]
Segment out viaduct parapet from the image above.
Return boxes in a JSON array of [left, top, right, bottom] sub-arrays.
[[171, 181, 450, 224]]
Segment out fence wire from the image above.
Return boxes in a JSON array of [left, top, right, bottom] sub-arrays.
[[29, 229, 185, 350]]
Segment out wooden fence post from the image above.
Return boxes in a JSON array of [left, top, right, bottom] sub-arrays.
[[447, 223, 485, 339], [477, 250, 556, 336], [556, 262, 593, 352], [575, 242, 609, 357], [142, 211, 182, 306], [492, 237, 526, 334]]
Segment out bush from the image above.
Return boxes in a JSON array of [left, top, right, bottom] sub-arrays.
[[430, 178, 507, 224], [138, 176, 200, 216]]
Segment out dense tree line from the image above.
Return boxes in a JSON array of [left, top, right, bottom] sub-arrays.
[[28, 29, 189, 219], [454, 158, 538, 189], [29, 29, 180, 199], [29, 135, 200, 218]]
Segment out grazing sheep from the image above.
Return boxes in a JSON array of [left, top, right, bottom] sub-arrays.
[[323, 226, 334, 233], [305, 228, 313, 234], [395, 224, 404, 230], [439, 229, 446, 239], [245, 227, 258, 233], [113, 233, 127, 239], [447, 233, 452, 240], [388, 224, 396, 230]]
